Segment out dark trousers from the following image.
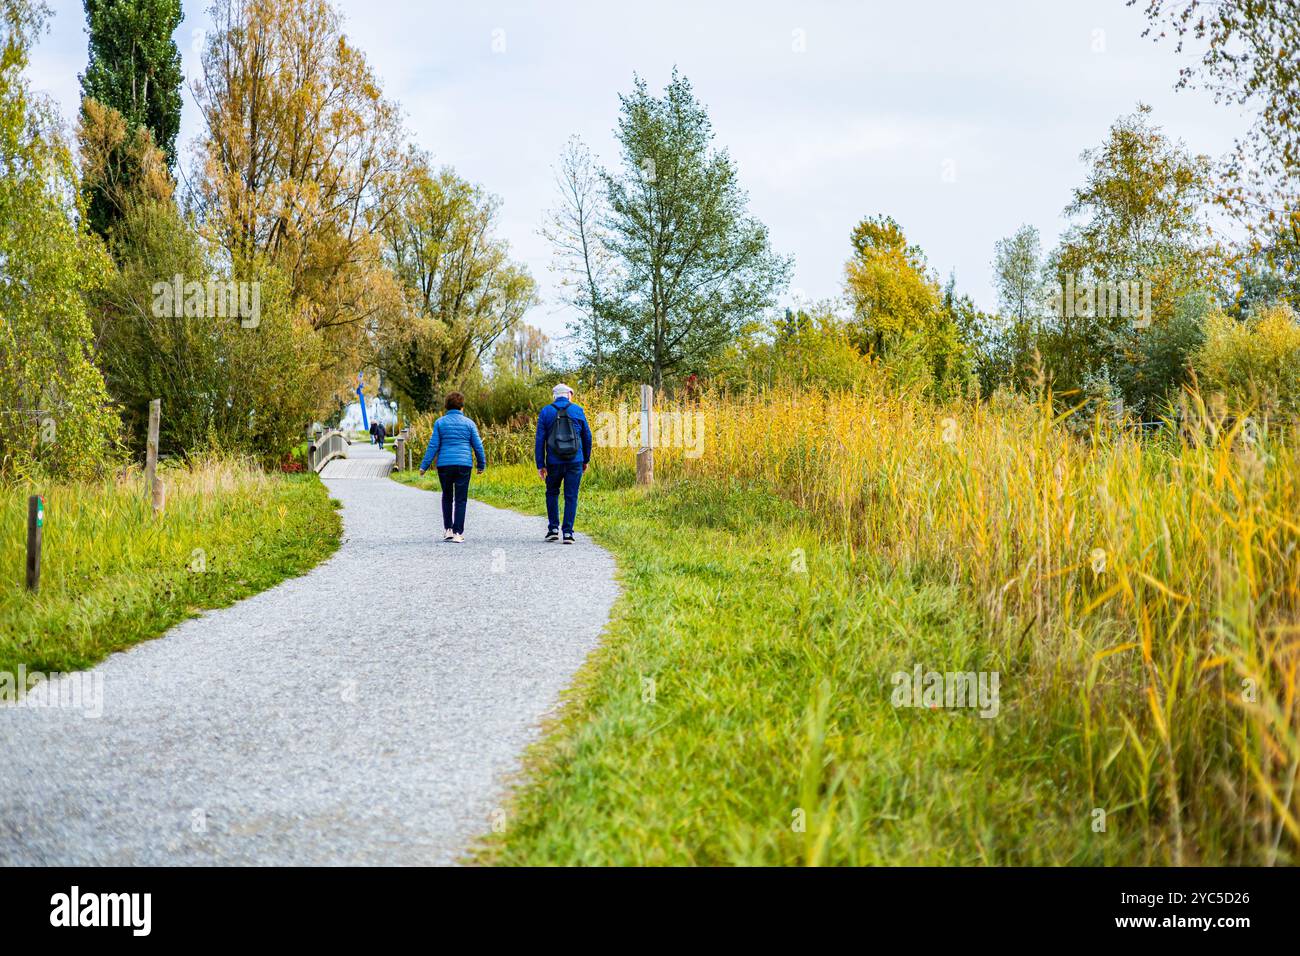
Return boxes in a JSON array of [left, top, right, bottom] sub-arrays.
[[437, 465, 472, 534], [545, 461, 584, 534]]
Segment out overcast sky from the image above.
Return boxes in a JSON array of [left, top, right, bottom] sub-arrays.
[[28, 0, 1253, 346]]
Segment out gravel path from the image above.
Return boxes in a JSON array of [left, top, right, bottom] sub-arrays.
[[0, 446, 619, 865]]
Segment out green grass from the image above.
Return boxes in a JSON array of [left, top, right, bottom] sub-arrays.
[[395, 463, 1143, 865], [1, 460, 341, 679]]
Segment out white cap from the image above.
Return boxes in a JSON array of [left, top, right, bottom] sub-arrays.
[[552, 383, 574, 398]]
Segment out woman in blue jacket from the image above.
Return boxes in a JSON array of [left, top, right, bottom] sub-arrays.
[[418, 392, 486, 542]]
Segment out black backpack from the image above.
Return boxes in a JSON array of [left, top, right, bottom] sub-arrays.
[[546, 403, 581, 461]]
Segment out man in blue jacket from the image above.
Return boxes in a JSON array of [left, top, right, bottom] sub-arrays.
[[535, 383, 593, 544]]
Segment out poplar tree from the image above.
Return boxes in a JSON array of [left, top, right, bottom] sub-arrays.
[[80, 0, 183, 167]]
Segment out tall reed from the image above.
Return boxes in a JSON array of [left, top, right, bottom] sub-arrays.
[[580, 380, 1298, 862]]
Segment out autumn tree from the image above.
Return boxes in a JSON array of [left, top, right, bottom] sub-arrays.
[[1056, 106, 1213, 306], [77, 95, 172, 243], [192, 0, 405, 403], [844, 215, 938, 355], [843, 214, 969, 393], [378, 154, 537, 412], [1043, 105, 1215, 409]]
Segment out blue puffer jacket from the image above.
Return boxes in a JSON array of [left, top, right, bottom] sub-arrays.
[[419, 409, 486, 470], [534, 397, 593, 468]]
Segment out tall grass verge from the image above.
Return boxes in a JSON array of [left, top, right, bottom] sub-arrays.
[[474, 379, 1298, 863], [1, 454, 341, 678]]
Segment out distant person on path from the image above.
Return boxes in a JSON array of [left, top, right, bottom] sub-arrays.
[[535, 383, 592, 544], [375, 420, 387, 450], [368, 420, 379, 445], [419, 392, 486, 543]]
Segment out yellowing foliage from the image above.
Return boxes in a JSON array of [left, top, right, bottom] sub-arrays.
[[581, 379, 1300, 861], [1196, 304, 1300, 418]]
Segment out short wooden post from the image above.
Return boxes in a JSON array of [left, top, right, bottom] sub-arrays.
[[393, 435, 405, 471], [26, 495, 43, 592], [145, 399, 161, 508], [636, 384, 654, 485]]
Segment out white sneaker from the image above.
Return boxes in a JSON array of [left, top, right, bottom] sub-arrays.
[[443, 529, 453, 541], [451, 533, 464, 543]]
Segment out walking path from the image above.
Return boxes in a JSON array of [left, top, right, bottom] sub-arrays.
[[0, 445, 619, 865]]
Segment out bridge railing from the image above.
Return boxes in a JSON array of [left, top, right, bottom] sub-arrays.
[[308, 429, 348, 473]]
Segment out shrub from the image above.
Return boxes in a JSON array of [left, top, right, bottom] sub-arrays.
[[459, 373, 553, 428], [1119, 292, 1210, 419], [1194, 304, 1300, 419], [710, 309, 877, 393]]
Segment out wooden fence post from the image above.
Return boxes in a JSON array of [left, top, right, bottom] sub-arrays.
[[145, 398, 161, 512], [26, 494, 43, 592], [636, 384, 654, 486]]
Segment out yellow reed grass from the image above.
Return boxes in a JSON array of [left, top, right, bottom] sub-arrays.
[[579, 379, 1298, 862]]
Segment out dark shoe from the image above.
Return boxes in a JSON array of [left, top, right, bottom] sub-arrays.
[[545, 529, 559, 542], [563, 533, 575, 545]]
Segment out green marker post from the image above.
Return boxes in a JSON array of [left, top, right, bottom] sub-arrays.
[[26, 494, 43, 592]]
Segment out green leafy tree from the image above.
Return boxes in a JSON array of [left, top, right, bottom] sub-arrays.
[[938, 274, 987, 397], [91, 194, 325, 462], [710, 303, 873, 393], [993, 225, 1044, 325], [1229, 216, 1300, 316], [0, 0, 119, 478], [598, 70, 791, 388], [990, 224, 1043, 390], [78, 0, 182, 241], [80, 0, 182, 166], [776, 307, 812, 342]]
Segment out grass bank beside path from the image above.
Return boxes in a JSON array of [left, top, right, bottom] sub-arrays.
[[1, 459, 341, 678], [397, 464, 1129, 865]]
